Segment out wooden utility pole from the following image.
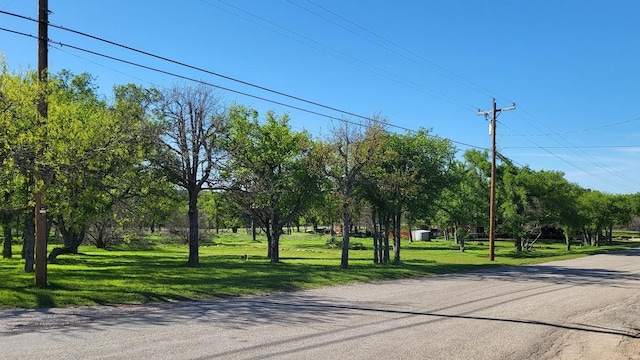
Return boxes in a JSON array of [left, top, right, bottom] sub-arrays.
[[35, 0, 49, 287], [477, 99, 515, 261]]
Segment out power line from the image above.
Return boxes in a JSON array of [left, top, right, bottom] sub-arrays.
[[292, 0, 504, 102], [503, 145, 640, 150], [501, 116, 640, 137], [0, 10, 377, 123], [294, 0, 636, 187], [0, 9, 487, 150], [7, 15, 635, 193], [0, 25, 487, 152], [292, 0, 640, 190], [497, 121, 638, 192], [199, 0, 477, 111], [52, 45, 158, 89], [507, 109, 639, 186]]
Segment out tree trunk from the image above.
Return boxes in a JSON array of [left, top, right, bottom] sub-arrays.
[[383, 220, 390, 264], [593, 227, 601, 247], [23, 210, 35, 273], [2, 214, 12, 259], [378, 210, 387, 263], [582, 229, 590, 246], [341, 207, 350, 269], [251, 218, 256, 242], [453, 224, 459, 245], [270, 231, 280, 263], [454, 223, 464, 252], [408, 219, 413, 243], [371, 209, 380, 264], [263, 217, 273, 260], [187, 190, 199, 266], [48, 246, 78, 260], [565, 233, 571, 251], [270, 213, 281, 263], [393, 211, 401, 263], [94, 223, 106, 249], [515, 236, 523, 252], [48, 223, 84, 262]]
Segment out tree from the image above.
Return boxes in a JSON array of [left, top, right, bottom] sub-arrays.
[[121, 176, 181, 234], [325, 119, 385, 269], [577, 190, 612, 247], [435, 156, 489, 251], [0, 63, 39, 269], [555, 182, 583, 251], [359, 129, 455, 262], [388, 130, 454, 261], [44, 76, 161, 260], [606, 194, 636, 244], [198, 191, 246, 234], [225, 106, 322, 262], [153, 84, 228, 266]]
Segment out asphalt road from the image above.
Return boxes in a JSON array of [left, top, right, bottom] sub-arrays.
[[2, 250, 640, 360]]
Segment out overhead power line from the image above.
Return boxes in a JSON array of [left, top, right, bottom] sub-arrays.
[[0, 10, 376, 123], [501, 116, 640, 137], [0, 27, 355, 123], [199, 0, 477, 111], [497, 121, 638, 192], [503, 145, 640, 150], [290, 0, 501, 102], [0, 24, 486, 152]]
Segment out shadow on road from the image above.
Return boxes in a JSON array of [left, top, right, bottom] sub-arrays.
[[430, 248, 640, 288]]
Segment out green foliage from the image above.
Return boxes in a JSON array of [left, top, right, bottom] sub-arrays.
[[435, 156, 489, 234], [1, 66, 168, 258], [225, 105, 323, 262]]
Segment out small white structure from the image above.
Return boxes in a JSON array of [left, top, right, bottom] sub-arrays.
[[412, 230, 431, 241]]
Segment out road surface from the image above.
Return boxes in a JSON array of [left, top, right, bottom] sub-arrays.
[[2, 250, 640, 359]]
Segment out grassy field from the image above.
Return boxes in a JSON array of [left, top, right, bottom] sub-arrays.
[[1, 232, 638, 309]]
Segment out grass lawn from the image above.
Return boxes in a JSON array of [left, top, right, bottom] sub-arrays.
[[1, 232, 638, 309]]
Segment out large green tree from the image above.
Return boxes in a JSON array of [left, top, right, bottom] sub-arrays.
[[225, 106, 322, 262], [499, 161, 576, 251], [0, 64, 39, 269], [44, 74, 160, 260], [1, 66, 162, 261], [435, 154, 490, 251], [361, 129, 455, 262]]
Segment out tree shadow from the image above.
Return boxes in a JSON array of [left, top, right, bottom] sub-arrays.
[[435, 249, 640, 288]]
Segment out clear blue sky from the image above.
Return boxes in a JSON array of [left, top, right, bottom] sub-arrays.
[[1, 1, 639, 194]]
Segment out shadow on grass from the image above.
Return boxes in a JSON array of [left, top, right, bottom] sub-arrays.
[[6, 247, 640, 310], [36, 292, 55, 308]]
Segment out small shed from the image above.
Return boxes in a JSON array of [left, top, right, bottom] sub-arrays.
[[412, 230, 431, 241]]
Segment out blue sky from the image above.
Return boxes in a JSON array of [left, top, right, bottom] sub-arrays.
[[1, 1, 639, 194]]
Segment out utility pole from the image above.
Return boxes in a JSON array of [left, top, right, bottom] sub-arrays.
[[477, 99, 515, 261], [35, 0, 49, 287]]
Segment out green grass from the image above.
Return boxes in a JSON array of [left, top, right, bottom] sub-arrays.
[[1, 233, 638, 309]]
